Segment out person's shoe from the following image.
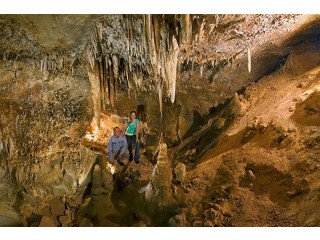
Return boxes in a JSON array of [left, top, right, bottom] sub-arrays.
[[134, 160, 140, 164]]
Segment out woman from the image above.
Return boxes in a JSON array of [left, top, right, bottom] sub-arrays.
[[124, 111, 140, 163]]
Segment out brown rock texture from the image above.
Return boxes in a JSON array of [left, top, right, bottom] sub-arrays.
[[0, 14, 320, 227]]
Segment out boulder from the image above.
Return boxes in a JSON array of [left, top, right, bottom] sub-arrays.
[[39, 206, 51, 217], [213, 117, 226, 130], [39, 216, 56, 227], [59, 214, 72, 227], [284, 41, 320, 75], [49, 197, 66, 216]]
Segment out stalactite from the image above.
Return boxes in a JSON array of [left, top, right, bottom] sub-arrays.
[[111, 55, 119, 80], [90, 33, 98, 59], [158, 80, 163, 118], [128, 70, 132, 99], [166, 36, 180, 103], [9, 134, 14, 160], [180, 14, 191, 44], [198, 19, 206, 43], [112, 55, 119, 100], [32, 59, 36, 70], [13, 58, 17, 78], [247, 47, 251, 73], [200, 64, 203, 77], [142, 16, 147, 56], [125, 64, 129, 95], [43, 55, 47, 74], [108, 58, 115, 107], [146, 15, 158, 72], [104, 55, 110, 106], [100, 58, 106, 111], [40, 59, 44, 72], [209, 14, 220, 35], [145, 14, 151, 46], [70, 57, 76, 76], [87, 49, 95, 70], [194, 34, 198, 43], [85, 15, 192, 112], [58, 56, 64, 70], [87, 70, 101, 128], [98, 22, 103, 41], [153, 16, 161, 58], [211, 60, 216, 67]]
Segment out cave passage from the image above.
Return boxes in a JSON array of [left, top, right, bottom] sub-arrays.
[[0, 14, 320, 227]]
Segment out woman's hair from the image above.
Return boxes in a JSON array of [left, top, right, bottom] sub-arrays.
[[130, 111, 137, 119]]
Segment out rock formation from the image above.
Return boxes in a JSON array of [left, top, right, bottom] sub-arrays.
[[0, 14, 320, 226], [139, 141, 178, 222]]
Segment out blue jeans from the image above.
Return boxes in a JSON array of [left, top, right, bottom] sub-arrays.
[[125, 135, 140, 162]]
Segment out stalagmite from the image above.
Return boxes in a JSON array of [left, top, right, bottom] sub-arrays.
[[85, 163, 119, 226], [139, 140, 176, 210], [247, 47, 251, 73]]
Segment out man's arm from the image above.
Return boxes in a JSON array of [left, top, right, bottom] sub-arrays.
[[108, 138, 113, 160]]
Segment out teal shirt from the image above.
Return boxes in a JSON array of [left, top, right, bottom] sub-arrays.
[[125, 119, 139, 136]]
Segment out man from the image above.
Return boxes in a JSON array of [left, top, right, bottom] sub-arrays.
[[108, 127, 128, 166]]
